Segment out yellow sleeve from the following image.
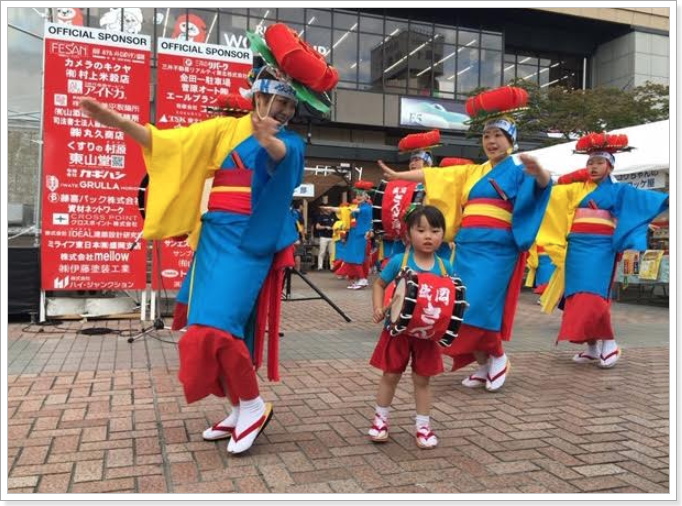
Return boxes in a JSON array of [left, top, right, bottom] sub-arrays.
[[423, 165, 473, 243], [339, 206, 352, 230], [525, 243, 539, 288], [140, 116, 248, 240], [538, 182, 595, 313]]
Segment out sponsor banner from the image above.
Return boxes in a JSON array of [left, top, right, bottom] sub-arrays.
[[41, 21, 150, 291], [151, 38, 252, 290], [399, 96, 470, 131], [151, 239, 193, 291], [155, 37, 252, 127], [613, 169, 667, 190]]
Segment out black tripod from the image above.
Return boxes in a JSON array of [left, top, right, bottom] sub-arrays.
[[127, 317, 168, 343], [282, 268, 351, 322]]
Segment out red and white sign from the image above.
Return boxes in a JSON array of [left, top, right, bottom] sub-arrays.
[[155, 37, 252, 127], [380, 181, 418, 240], [151, 37, 252, 290], [41, 22, 151, 291]]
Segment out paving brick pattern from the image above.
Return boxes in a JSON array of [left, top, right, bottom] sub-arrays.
[[6, 272, 670, 495]]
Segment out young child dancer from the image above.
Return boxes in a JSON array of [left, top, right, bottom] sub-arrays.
[[369, 205, 457, 449], [538, 133, 668, 368]]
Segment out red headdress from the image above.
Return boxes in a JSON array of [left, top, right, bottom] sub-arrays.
[[246, 23, 339, 113], [574, 132, 632, 168], [398, 130, 441, 154], [574, 133, 632, 154], [439, 157, 474, 167], [464, 86, 529, 123], [353, 180, 375, 191]]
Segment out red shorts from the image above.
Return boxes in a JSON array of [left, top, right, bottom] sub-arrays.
[[369, 328, 444, 377]]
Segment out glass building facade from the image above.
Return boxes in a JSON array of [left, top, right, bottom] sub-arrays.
[[8, 6, 586, 127]]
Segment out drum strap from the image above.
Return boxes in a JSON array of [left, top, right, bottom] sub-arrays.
[[400, 246, 447, 276]]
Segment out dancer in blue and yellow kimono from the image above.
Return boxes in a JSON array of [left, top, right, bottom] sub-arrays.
[[524, 167, 591, 297], [537, 133, 668, 368], [380, 86, 552, 392], [376, 130, 455, 267], [79, 22, 338, 455], [525, 245, 554, 295], [326, 181, 374, 289]]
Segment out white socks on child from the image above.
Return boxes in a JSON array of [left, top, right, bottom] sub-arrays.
[[376, 405, 390, 419], [415, 414, 430, 428]]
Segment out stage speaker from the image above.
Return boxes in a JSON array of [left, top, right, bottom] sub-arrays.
[[8, 247, 40, 316]]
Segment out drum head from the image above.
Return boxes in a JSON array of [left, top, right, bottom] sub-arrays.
[[389, 278, 407, 323]]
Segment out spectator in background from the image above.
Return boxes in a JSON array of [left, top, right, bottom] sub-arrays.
[[315, 206, 335, 270], [292, 200, 307, 273]]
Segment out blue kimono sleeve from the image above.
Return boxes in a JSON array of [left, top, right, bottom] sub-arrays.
[[511, 170, 553, 252], [240, 131, 306, 256], [613, 185, 668, 252]]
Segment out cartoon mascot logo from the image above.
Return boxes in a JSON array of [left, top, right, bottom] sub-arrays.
[[55, 8, 84, 26], [99, 8, 143, 34], [172, 14, 207, 43]]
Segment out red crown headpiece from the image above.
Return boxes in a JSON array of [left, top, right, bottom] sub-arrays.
[[398, 130, 441, 154], [353, 180, 375, 191], [265, 23, 339, 93], [574, 132, 632, 154], [465, 86, 529, 123], [557, 168, 590, 185], [207, 92, 253, 115], [440, 157, 474, 167]]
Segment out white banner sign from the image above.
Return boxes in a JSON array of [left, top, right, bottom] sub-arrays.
[[294, 184, 315, 198], [614, 170, 667, 189]]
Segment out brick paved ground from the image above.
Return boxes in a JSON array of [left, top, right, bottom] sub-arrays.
[[5, 271, 671, 495]]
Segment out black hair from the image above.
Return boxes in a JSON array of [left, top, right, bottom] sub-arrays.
[[405, 205, 445, 232]]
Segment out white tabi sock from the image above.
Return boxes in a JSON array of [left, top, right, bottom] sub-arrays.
[[375, 405, 390, 419], [415, 414, 430, 428]]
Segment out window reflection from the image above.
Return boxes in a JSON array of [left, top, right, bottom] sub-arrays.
[[332, 10, 358, 31], [385, 18, 407, 41], [305, 9, 331, 27], [480, 49, 502, 89], [277, 8, 305, 24], [219, 12, 248, 47], [457, 47, 479, 95], [332, 28, 358, 86], [433, 44, 457, 98], [505, 50, 583, 89], [359, 14, 383, 34], [359, 33, 384, 90], [248, 8, 275, 33], [436, 24, 457, 45], [481, 31, 502, 50], [458, 29, 479, 47], [304, 27, 332, 60]]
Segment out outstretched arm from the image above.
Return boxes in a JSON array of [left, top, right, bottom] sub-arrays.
[[378, 160, 424, 183], [79, 97, 151, 148], [518, 153, 551, 188]]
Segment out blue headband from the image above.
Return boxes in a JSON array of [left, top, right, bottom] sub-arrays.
[[588, 151, 616, 167], [410, 150, 433, 166], [484, 118, 518, 151]]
